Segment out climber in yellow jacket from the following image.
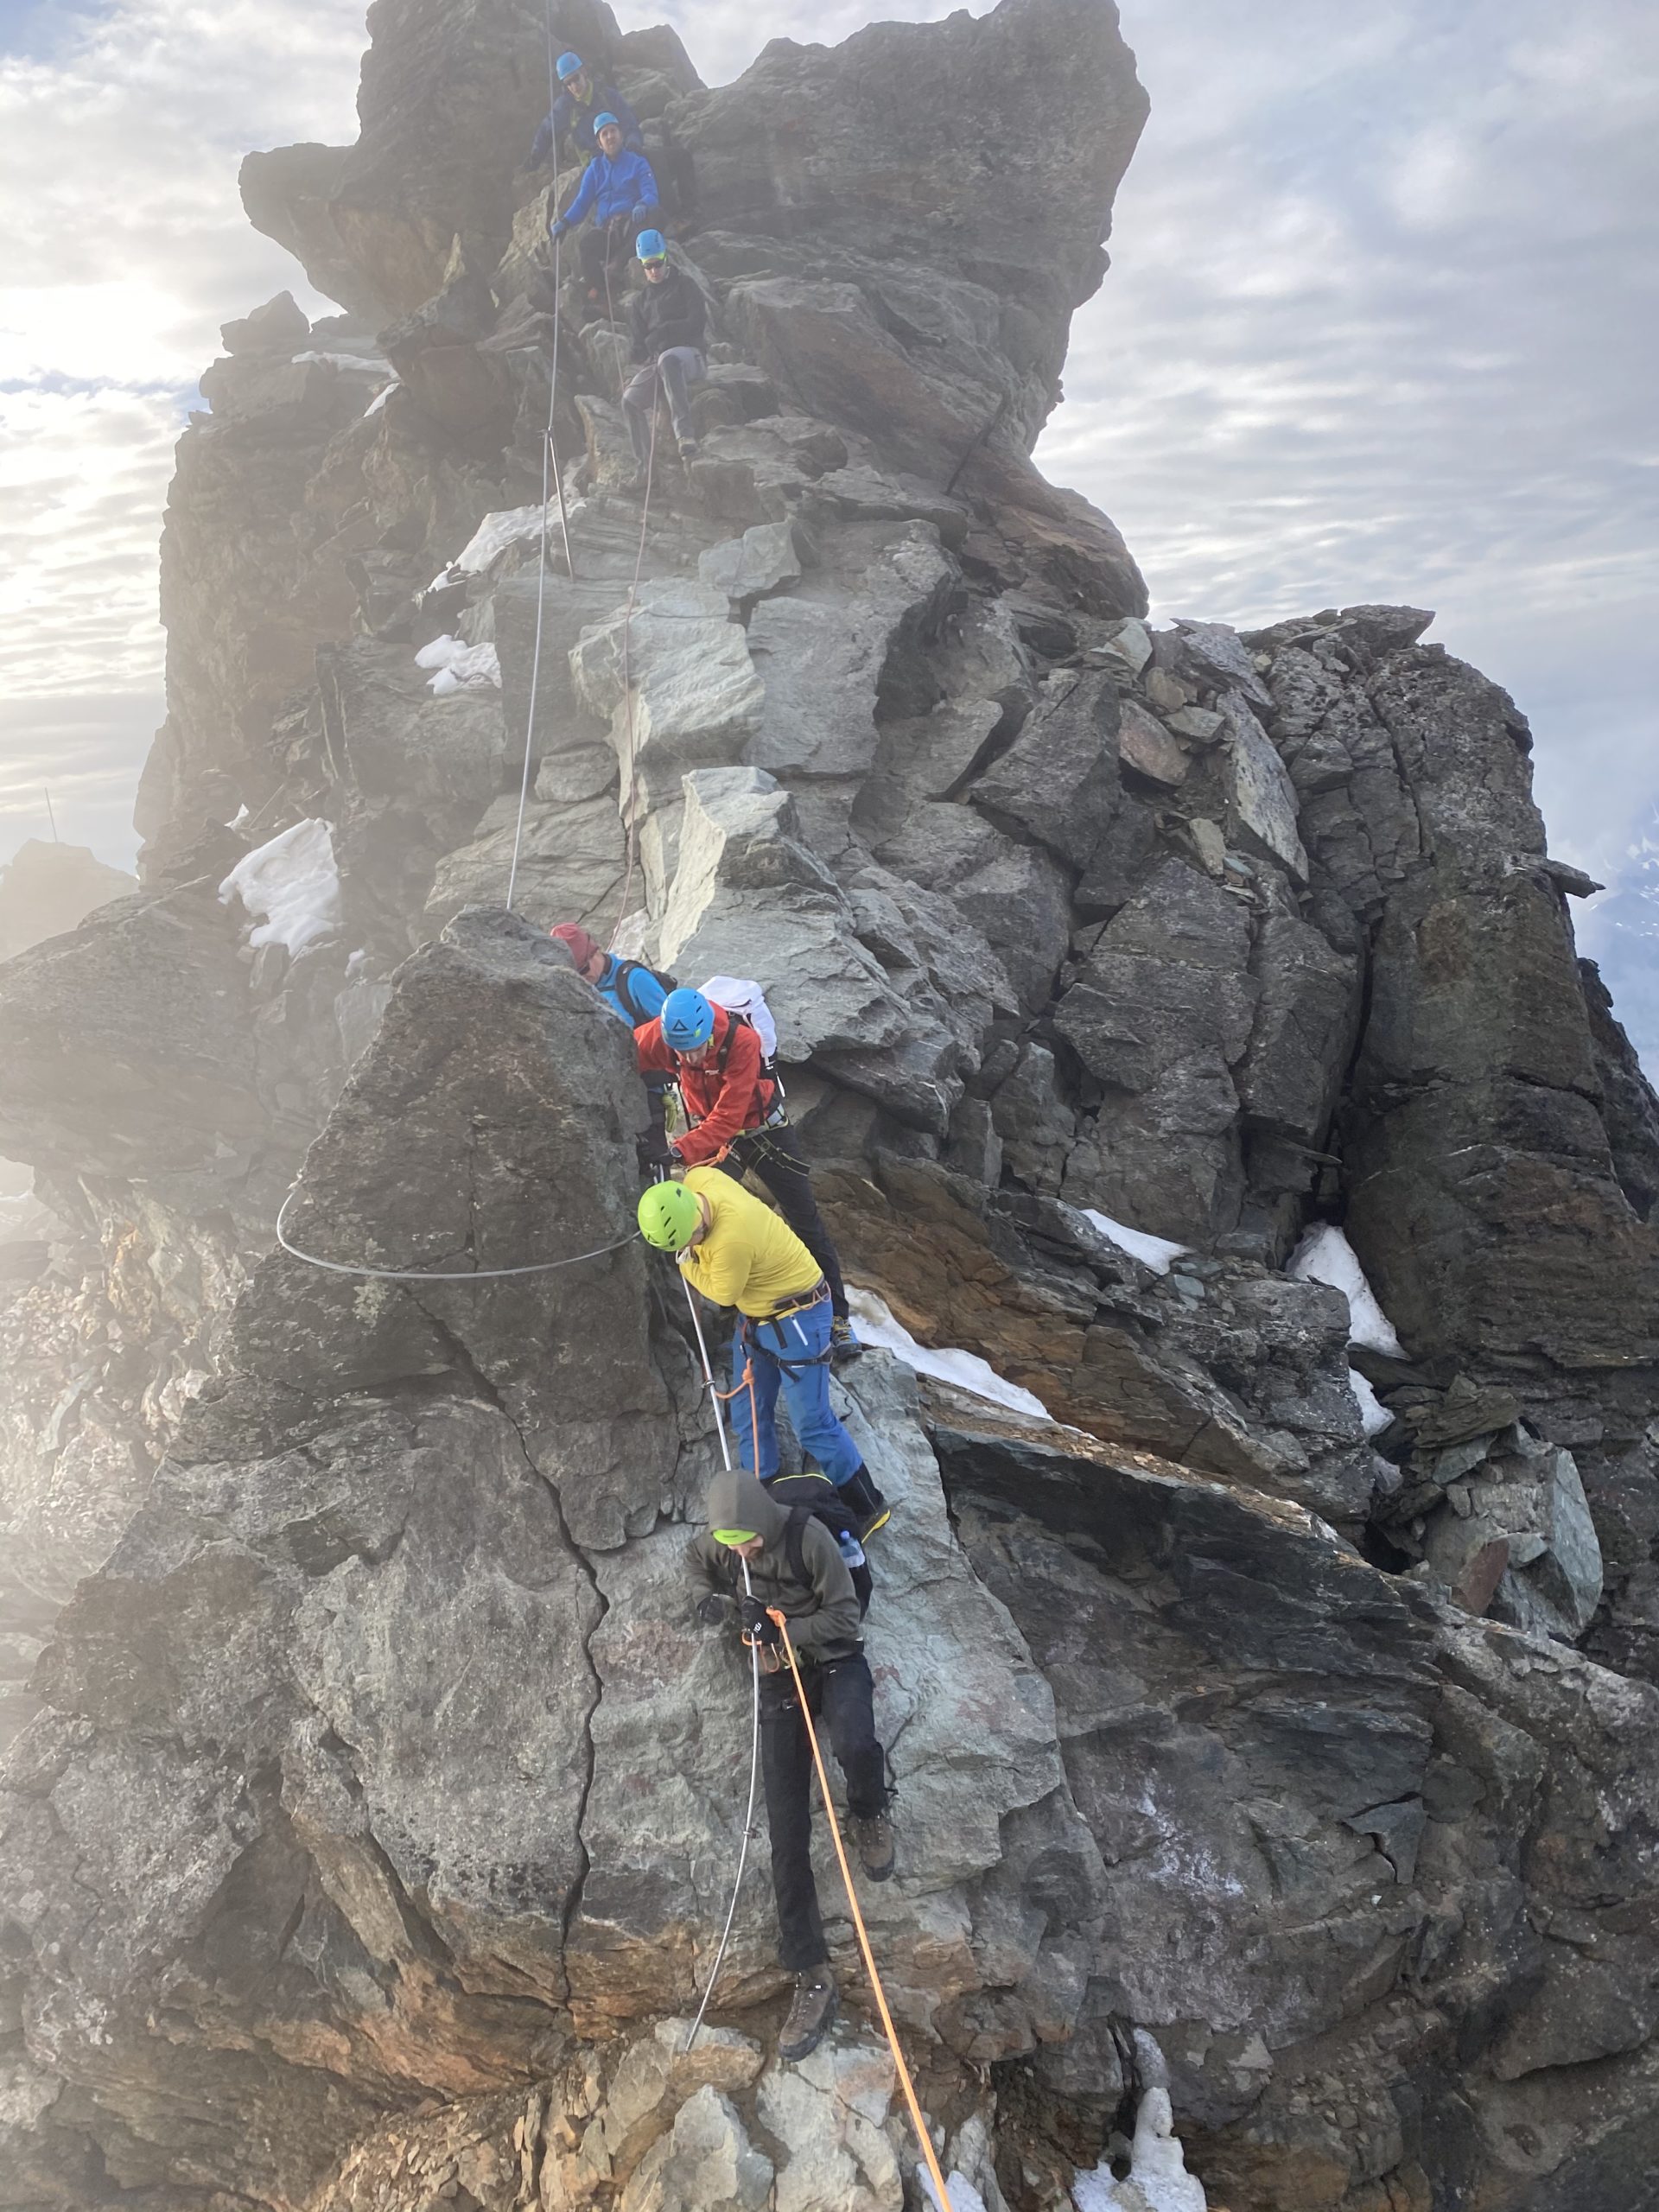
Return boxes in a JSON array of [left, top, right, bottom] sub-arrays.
[[637, 1168, 887, 1537]]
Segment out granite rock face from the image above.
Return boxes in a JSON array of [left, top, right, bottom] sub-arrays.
[[3, 4, 1659, 2212]]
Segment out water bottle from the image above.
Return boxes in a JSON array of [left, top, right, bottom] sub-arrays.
[[836, 1529, 866, 1572]]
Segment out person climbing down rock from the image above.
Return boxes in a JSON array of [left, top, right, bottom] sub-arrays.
[[521, 52, 643, 172], [687, 1464, 897, 2060], [621, 230, 706, 475], [635, 987, 863, 1365], [548, 117, 661, 303], [549, 922, 672, 1027], [636, 1174, 888, 1538]]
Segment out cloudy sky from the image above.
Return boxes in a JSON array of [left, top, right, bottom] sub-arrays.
[[1, 0, 1655, 925]]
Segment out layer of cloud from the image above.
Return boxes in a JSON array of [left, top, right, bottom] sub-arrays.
[[1036, 0, 1659, 887], [0, 688, 162, 862], [0, 0, 365, 860]]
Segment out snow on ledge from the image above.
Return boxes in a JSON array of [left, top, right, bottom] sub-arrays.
[[415, 634, 502, 696], [1348, 1365, 1394, 1440], [1078, 1207, 1189, 1276], [291, 348, 392, 373], [1289, 1223, 1405, 1357], [848, 1288, 1049, 1421], [219, 819, 341, 957]]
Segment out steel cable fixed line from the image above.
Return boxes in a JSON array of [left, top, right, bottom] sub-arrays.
[[272, 7, 652, 1282], [273, 1186, 635, 1283]]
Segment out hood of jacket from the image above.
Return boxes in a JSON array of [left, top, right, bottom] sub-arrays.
[[704, 1466, 789, 1548]]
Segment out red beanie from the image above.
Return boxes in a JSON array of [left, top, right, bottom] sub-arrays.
[[550, 923, 601, 969]]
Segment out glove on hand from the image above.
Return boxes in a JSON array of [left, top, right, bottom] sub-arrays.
[[637, 1130, 677, 1174], [695, 1592, 728, 1628], [548, 216, 568, 239], [739, 1595, 781, 1648]]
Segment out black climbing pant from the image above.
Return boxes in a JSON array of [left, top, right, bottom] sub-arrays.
[[760, 1651, 887, 1972], [726, 1122, 849, 1323], [579, 209, 658, 294]]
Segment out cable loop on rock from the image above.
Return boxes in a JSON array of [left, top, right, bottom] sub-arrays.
[[273, 1187, 634, 1282]]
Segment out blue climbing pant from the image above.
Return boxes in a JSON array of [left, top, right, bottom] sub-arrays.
[[730, 1295, 861, 1488]]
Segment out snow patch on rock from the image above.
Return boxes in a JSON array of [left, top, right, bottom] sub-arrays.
[[1080, 1208, 1189, 1277], [1348, 1366, 1393, 1439], [219, 818, 341, 957], [415, 634, 502, 696], [1290, 1224, 1405, 1357], [1071, 2088, 1207, 2210], [849, 1288, 1049, 1421]]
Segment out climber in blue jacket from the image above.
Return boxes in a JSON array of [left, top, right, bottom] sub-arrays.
[[523, 53, 643, 172], [549, 117, 662, 302]]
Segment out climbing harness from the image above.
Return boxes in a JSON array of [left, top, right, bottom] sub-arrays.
[[273, 1185, 633, 1282], [683, 1270, 764, 2054], [737, 1302, 834, 1382], [768, 1608, 954, 2211]]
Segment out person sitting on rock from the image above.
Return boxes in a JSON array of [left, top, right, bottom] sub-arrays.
[[621, 230, 707, 474], [550, 922, 671, 1026], [635, 988, 864, 1368], [684, 1461, 896, 2063], [548, 117, 661, 304], [522, 52, 643, 173], [636, 1170, 887, 1536]]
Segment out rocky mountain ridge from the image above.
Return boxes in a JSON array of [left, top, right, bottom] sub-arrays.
[[2, 3, 1658, 2209]]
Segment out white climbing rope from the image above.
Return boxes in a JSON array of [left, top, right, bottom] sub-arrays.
[[682, 1268, 764, 2051], [273, 1185, 633, 1282], [506, 225, 563, 914]]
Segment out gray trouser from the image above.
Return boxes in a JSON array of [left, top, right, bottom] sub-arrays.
[[622, 347, 705, 461]]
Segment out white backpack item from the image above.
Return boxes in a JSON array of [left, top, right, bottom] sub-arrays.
[[699, 976, 779, 1062]]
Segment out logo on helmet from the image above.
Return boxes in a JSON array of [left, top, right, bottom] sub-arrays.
[[660, 988, 715, 1052]]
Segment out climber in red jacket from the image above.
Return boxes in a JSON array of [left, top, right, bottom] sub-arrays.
[[635, 988, 861, 1363]]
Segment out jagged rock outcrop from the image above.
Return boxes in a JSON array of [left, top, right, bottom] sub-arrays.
[[0, 840, 135, 963], [4, 2, 1659, 2209]]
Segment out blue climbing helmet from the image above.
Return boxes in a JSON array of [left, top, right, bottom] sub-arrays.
[[660, 988, 715, 1052], [592, 111, 621, 134], [556, 51, 584, 80], [636, 229, 669, 265]]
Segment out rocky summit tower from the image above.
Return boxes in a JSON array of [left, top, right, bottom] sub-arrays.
[[2, 4, 1657, 2209]]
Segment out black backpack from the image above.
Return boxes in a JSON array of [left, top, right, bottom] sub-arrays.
[[614, 957, 677, 1025], [768, 1470, 872, 1618]]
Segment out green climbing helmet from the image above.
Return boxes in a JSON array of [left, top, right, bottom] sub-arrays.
[[638, 1180, 702, 1251]]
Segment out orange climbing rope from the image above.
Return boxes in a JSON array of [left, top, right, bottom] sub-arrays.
[[767, 1605, 956, 2212], [683, 1279, 951, 2203]]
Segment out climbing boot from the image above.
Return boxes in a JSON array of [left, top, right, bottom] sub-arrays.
[[779, 1969, 837, 2062], [830, 1315, 863, 1365], [677, 435, 701, 463], [841, 1462, 890, 1541], [851, 1808, 896, 1884]]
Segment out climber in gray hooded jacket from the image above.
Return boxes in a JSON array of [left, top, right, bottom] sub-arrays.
[[690, 1465, 895, 2064]]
